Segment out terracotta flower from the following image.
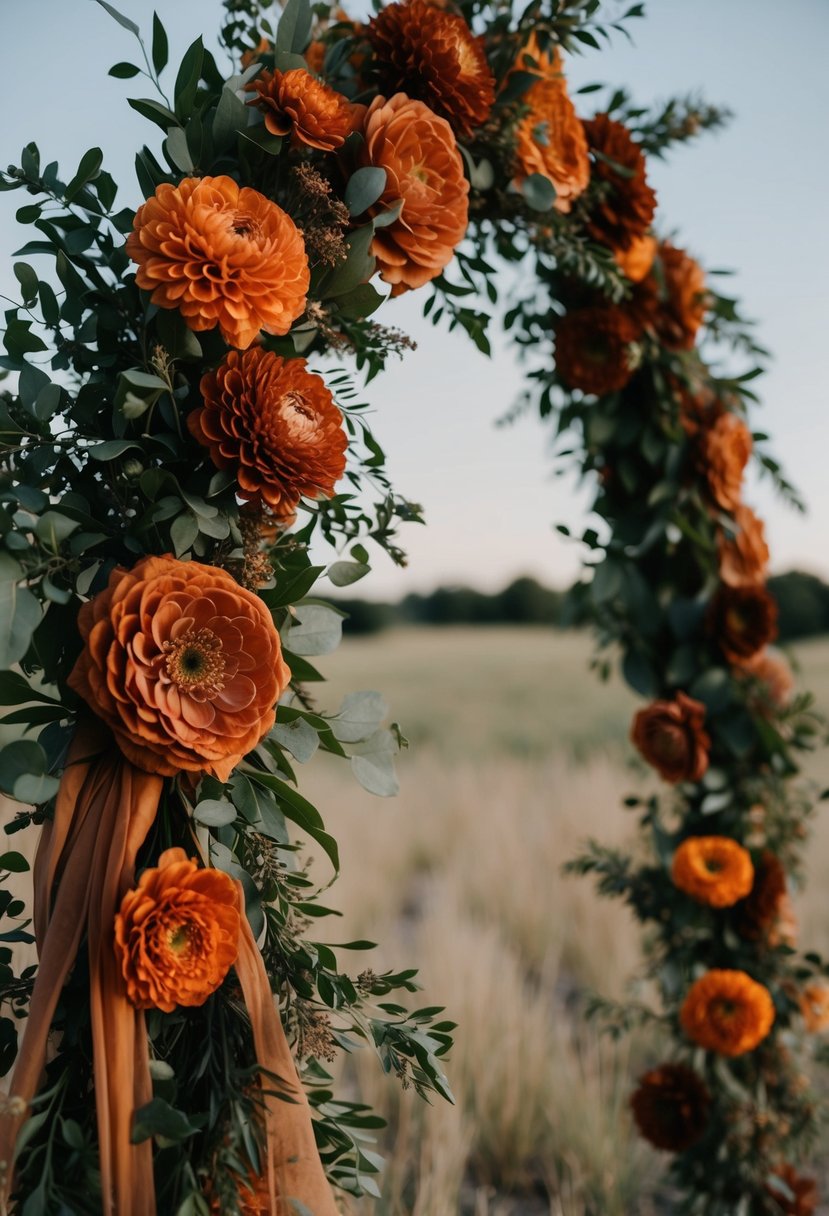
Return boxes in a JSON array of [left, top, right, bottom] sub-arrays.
[[126, 176, 309, 350], [358, 93, 469, 296], [671, 836, 754, 908], [631, 692, 710, 784], [709, 583, 778, 664], [700, 413, 752, 512], [737, 647, 794, 712], [68, 555, 290, 782], [615, 234, 657, 283], [766, 1165, 819, 1216], [366, 0, 494, 139], [188, 348, 347, 516], [680, 969, 775, 1056], [554, 306, 640, 395], [114, 849, 241, 1012], [800, 982, 829, 1033], [630, 1063, 710, 1152], [634, 241, 707, 351], [718, 504, 770, 587], [245, 68, 353, 151], [581, 113, 657, 253], [514, 74, 590, 214], [736, 852, 796, 947]]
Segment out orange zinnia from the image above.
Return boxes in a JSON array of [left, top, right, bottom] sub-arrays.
[[630, 692, 710, 784], [718, 504, 769, 587], [554, 306, 640, 395], [582, 113, 656, 253], [800, 981, 829, 1033], [115, 848, 240, 1012], [367, 0, 494, 139], [126, 176, 309, 350], [68, 555, 290, 782], [671, 836, 754, 908], [709, 583, 778, 664], [630, 1063, 710, 1152], [514, 73, 590, 214], [358, 93, 469, 295], [245, 68, 353, 151], [700, 413, 752, 512], [680, 969, 774, 1056], [188, 348, 347, 515]]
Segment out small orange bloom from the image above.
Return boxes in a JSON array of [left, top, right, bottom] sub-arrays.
[[701, 413, 752, 512], [114, 849, 240, 1012], [718, 504, 770, 587], [767, 1164, 819, 1216], [245, 68, 353, 151], [582, 113, 656, 253], [615, 234, 657, 283], [127, 176, 309, 350], [736, 852, 796, 946], [634, 241, 707, 351], [630, 1063, 710, 1152], [68, 555, 290, 782], [736, 646, 794, 711], [800, 982, 829, 1033], [630, 692, 710, 784], [680, 969, 774, 1056], [709, 583, 778, 664], [554, 306, 640, 395], [671, 836, 754, 908], [514, 73, 590, 214]]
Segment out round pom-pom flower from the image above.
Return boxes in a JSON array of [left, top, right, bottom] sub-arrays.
[[582, 113, 656, 253], [68, 555, 291, 782], [630, 692, 710, 784], [245, 68, 354, 151], [700, 412, 752, 513], [680, 969, 775, 1056], [366, 0, 494, 139], [630, 1063, 710, 1152], [114, 848, 241, 1012], [554, 306, 639, 395], [709, 583, 778, 664], [126, 176, 309, 350], [188, 348, 348, 516], [514, 71, 590, 214], [358, 93, 469, 296], [671, 836, 754, 908]]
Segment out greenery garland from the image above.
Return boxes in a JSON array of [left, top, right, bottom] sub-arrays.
[[0, 0, 823, 1212]]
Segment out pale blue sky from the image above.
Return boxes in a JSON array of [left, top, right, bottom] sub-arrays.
[[1, 0, 827, 598]]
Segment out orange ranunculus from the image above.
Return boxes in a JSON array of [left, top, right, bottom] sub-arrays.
[[700, 413, 753, 512], [800, 982, 829, 1033], [366, 0, 494, 139], [671, 836, 754, 908], [554, 305, 640, 395], [630, 1063, 710, 1152], [680, 969, 775, 1056], [114, 848, 240, 1012], [631, 692, 710, 784], [767, 1165, 819, 1216], [634, 240, 707, 351], [737, 646, 794, 711], [736, 852, 796, 946], [358, 93, 469, 296], [126, 176, 309, 350], [188, 348, 347, 515], [68, 555, 290, 782], [581, 113, 656, 253], [709, 583, 778, 665], [718, 504, 769, 587], [245, 68, 353, 151], [514, 74, 590, 214], [615, 234, 657, 283]]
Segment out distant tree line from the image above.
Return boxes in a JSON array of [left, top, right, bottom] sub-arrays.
[[334, 571, 829, 642]]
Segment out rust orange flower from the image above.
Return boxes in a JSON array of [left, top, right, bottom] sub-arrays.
[[630, 692, 710, 784], [554, 306, 640, 395], [514, 73, 590, 214], [718, 504, 770, 587], [358, 93, 469, 296], [680, 969, 774, 1056], [630, 1063, 710, 1152], [736, 646, 794, 712], [800, 982, 829, 1033], [709, 583, 778, 664], [68, 555, 290, 782], [615, 234, 657, 283], [582, 113, 657, 253], [188, 348, 347, 516], [766, 1164, 819, 1215], [114, 848, 241, 1012], [245, 68, 353, 151], [634, 240, 707, 350], [700, 413, 752, 512], [367, 0, 494, 139], [671, 836, 754, 908], [126, 176, 309, 350], [736, 852, 796, 946]]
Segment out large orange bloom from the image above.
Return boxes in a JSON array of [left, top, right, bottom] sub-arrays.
[[630, 1063, 710, 1152], [358, 93, 469, 296], [126, 176, 309, 350], [718, 504, 769, 587], [700, 413, 752, 512], [582, 113, 656, 253], [554, 306, 639, 395], [245, 68, 353, 151], [366, 0, 494, 139], [630, 692, 710, 784], [68, 555, 290, 782], [671, 836, 754, 908], [680, 969, 775, 1056], [188, 348, 347, 515], [709, 583, 778, 664], [514, 73, 590, 214], [114, 848, 240, 1012]]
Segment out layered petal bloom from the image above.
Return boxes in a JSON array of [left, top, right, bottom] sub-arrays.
[[582, 113, 656, 253], [554, 305, 639, 395], [630, 692, 710, 784], [115, 849, 240, 1012], [709, 583, 778, 664], [358, 93, 469, 295], [245, 68, 354, 151], [514, 71, 590, 214], [700, 412, 752, 512], [718, 504, 770, 587], [671, 836, 755, 908], [680, 969, 775, 1056], [126, 176, 309, 350], [68, 555, 290, 782], [188, 348, 347, 515], [634, 240, 707, 350], [630, 1063, 710, 1152]]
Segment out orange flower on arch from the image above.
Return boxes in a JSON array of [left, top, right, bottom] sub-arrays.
[[245, 68, 354, 151], [800, 981, 829, 1033], [126, 176, 309, 350], [671, 836, 754, 908], [630, 692, 710, 784], [680, 969, 774, 1056], [700, 412, 752, 512], [582, 113, 656, 254], [615, 234, 657, 283], [630, 1063, 710, 1152], [554, 306, 639, 396], [709, 583, 778, 664], [718, 504, 769, 587], [114, 848, 241, 1012], [736, 646, 794, 712], [634, 240, 707, 351], [514, 73, 590, 214]]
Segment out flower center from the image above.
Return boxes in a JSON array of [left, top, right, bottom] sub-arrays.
[[168, 923, 192, 955], [163, 627, 226, 698]]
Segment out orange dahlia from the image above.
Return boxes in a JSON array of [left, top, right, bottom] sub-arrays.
[[358, 93, 469, 295], [514, 74, 590, 214], [554, 306, 640, 395], [680, 969, 775, 1056], [709, 583, 778, 664], [615, 234, 657, 283], [718, 504, 770, 587], [245, 68, 353, 151], [188, 348, 347, 515], [114, 848, 241, 1012], [630, 692, 710, 784], [581, 113, 657, 253], [671, 836, 754, 908], [68, 555, 290, 782], [630, 1063, 710, 1152], [634, 240, 707, 351], [767, 1165, 819, 1215], [800, 981, 829, 1033], [366, 0, 494, 139], [736, 852, 796, 946], [700, 413, 752, 512], [126, 176, 309, 350]]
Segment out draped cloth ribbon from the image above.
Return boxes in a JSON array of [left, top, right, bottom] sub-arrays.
[[0, 721, 338, 1216]]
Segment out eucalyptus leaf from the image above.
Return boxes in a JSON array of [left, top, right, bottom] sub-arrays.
[[285, 604, 343, 656], [350, 728, 399, 797], [192, 798, 237, 827], [332, 691, 388, 744], [0, 555, 41, 668], [344, 167, 387, 217]]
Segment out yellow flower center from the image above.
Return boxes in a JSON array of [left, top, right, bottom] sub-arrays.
[[168, 923, 192, 955], [163, 628, 226, 698]]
